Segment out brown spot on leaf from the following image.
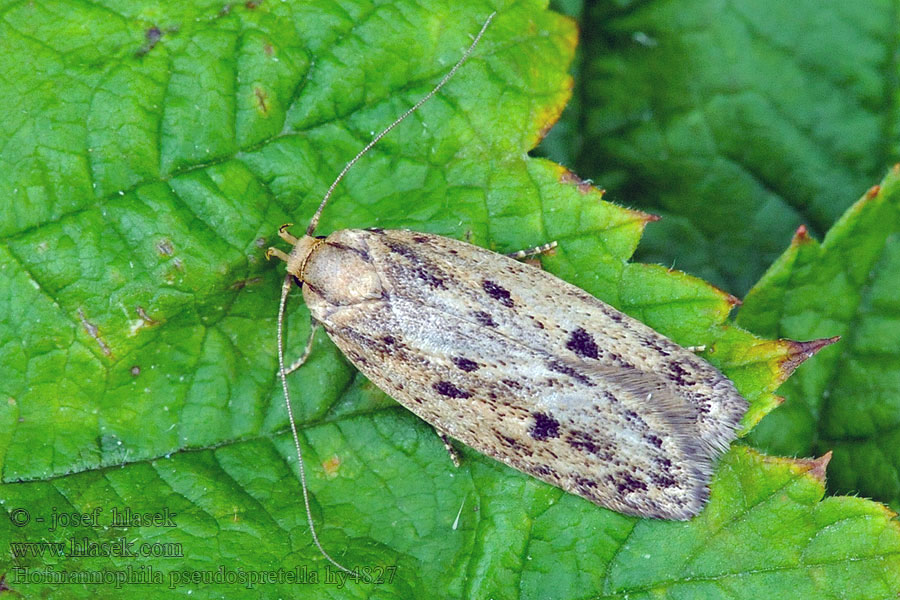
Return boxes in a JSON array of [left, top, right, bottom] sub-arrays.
[[135, 306, 158, 326], [77, 308, 112, 357], [866, 184, 881, 199], [322, 454, 341, 478], [146, 27, 162, 44], [156, 239, 174, 256], [137, 26, 163, 55], [230, 276, 262, 290], [254, 87, 269, 114], [130, 366, 141, 377]]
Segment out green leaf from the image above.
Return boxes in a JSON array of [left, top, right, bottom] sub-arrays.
[[738, 167, 900, 512], [550, 0, 899, 295], [1, 1, 898, 598]]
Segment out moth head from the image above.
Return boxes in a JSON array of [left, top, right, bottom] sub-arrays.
[[265, 225, 323, 284]]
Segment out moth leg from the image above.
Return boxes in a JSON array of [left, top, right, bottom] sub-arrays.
[[435, 430, 461, 468], [285, 320, 321, 376], [686, 345, 707, 353], [506, 241, 558, 260], [278, 223, 299, 245]]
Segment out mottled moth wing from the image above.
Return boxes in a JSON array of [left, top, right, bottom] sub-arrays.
[[301, 229, 748, 519]]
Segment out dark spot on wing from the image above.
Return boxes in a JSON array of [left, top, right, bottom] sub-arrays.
[[502, 379, 521, 389], [574, 475, 598, 490], [412, 235, 429, 243], [566, 327, 599, 359], [326, 241, 370, 261], [669, 362, 690, 386], [651, 472, 679, 489], [608, 352, 635, 369], [482, 280, 513, 307], [451, 356, 479, 372], [645, 336, 671, 357], [413, 266, 445, 289], [385, 239, 419, 261], [382, 335, 395, 345], [304, 282, 325, 297], [546, 360, 593, 385], [433, 381, 471, 399], [647, 434, 663, 448], [346, 351, 368, 366], [624, 410, 650, 431], [494, 431, 528, 454], [529, 412, 560, 440], [567, 430, 613, 460], [533, 464, 558, 479], [473, 311, 496, 327], [614, 471, 648, 494]]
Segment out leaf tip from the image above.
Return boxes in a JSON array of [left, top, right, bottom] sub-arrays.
[[799, 451, 832, 485], [723, 291, 742, 308], [790, 224, 814, 246], [778, 336, 841, 380]]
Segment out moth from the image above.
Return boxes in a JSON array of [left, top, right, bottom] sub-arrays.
[[266, 13, 747, 572]]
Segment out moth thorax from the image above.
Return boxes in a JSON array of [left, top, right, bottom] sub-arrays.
[[300, 234, 383, 305]]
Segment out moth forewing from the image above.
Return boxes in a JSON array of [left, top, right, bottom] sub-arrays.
[[264, 9, 747, 574], [290, 229, 747, 519]]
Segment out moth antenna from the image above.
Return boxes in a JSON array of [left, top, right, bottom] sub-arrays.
[[276, 275, 358, 577], [306, 11, 496, 236], [280, 12, 496, 578]]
